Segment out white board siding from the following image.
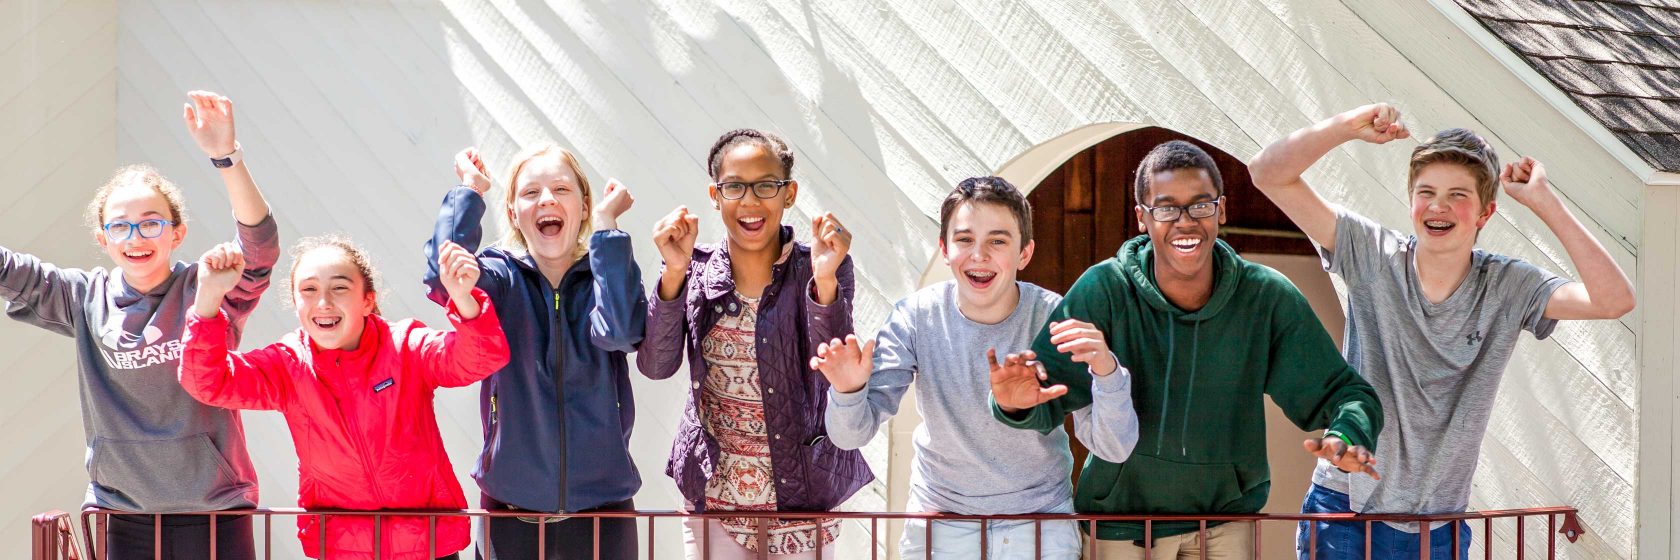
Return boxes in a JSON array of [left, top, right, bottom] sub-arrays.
[[0, 0, 116, 552], [0, 0, 1646, 557]]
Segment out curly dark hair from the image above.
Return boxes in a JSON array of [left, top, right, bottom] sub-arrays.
[[707, 128, 794, 179], [1133, 140, 1223, 203]]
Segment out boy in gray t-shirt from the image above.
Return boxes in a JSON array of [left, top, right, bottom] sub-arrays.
[[813, 177, 1138, 560], [1250, 104, 1635, 559]]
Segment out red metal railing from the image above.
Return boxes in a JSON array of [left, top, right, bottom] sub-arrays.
[[32, 506, 1585, 560]]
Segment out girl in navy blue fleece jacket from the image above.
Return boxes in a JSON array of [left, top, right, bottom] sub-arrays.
[[423, 146, 648, 560]]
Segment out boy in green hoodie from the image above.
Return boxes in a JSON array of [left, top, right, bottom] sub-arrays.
[[991, 140, 1384, 559]]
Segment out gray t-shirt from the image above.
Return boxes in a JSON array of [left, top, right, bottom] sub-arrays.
[[826, 281, 1136, 515], [0, 215, 278, 512], [1311, 209, 1566, 530]]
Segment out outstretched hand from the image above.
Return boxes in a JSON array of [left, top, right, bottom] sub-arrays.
[[988, 349, 1067, 414], [1304, 436, 1380, 480], [183, 91, 240, 159], [811, 334, 875, 394]]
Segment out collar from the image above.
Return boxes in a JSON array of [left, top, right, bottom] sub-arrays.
[[698, 225, 796, 301], [110, 262, 187, 309]]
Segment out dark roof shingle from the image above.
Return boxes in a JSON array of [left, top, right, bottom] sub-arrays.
[[1454, 0, 1680, 171]]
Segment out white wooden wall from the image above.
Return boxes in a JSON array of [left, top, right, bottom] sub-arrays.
[[0, 0, 1645, 558], [0, 0, 118, 551]]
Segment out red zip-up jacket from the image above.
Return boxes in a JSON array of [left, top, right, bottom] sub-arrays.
[[179, 288, 508, 559]]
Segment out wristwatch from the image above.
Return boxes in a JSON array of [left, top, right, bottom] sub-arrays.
[[210, 143, 243, 169]]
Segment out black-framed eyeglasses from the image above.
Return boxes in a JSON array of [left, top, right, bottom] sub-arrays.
[[102, 219, 175, 241], [1140, 200, 1221, 222], [712, 179, 792, 200]]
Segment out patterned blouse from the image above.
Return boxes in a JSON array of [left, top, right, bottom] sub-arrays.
[[700, 290, 839, 554]]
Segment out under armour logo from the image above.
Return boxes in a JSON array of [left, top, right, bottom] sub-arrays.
[[1466, 331, 1483, 345]]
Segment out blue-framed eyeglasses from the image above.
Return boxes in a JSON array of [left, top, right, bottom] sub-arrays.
[[102, 219, 175, 241]]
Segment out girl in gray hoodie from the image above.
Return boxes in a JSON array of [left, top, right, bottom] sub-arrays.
[[0, 91, 278, 560]]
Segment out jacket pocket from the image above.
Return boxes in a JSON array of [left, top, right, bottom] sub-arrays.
[[1080, 453, 1245, 514], [89, 433, 243, 512]]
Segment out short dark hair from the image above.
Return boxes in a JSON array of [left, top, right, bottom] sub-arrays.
[[939, 176, 1033, 244], [707, 128, 795, 179], [1133, 140, 1223, 202]]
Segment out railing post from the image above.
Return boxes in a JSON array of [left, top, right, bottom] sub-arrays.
[[1517, 516, 1526, 560], [1420, 519, 1430, 560], [1548, 514, 1557, 560]]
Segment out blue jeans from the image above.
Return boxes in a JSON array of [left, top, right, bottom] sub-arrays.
[[899, 497, 1082, 560], [1297, 484, 1471, 560]]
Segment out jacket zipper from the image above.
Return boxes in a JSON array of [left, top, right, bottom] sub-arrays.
[[332, 355, 389, 507], [552, 289, 570, 514]]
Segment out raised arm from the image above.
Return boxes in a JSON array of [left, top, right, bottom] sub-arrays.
[[424, 148, 503, 307], [0, 245, 91, 337], [637, 206, 699, 380], [585, 180, 648, 353], [412, 243, 505, 387], [1248, 103, 1412, 248], [414, 284, 511, 389], [183, 91, 270, 227], [1499, 157, 1636, 320], [182, 245, 289, 410]]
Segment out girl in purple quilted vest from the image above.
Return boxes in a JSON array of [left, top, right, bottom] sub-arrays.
[[637, 128, 873, 559]]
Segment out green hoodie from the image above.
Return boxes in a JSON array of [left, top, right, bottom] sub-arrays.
[[994, 235, 1382, 541]]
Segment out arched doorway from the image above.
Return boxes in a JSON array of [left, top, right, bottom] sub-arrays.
[[1014, 125, 1347, 558]]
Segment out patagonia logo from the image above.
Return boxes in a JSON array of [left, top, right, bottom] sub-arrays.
[[373, 378, 395, 393]]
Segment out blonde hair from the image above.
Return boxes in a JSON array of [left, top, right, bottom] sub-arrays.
[[1409, 128, 1500, 208], [86, 164, 189, 230], [282, 235, 382, 315], [497, 145, 594, 260]]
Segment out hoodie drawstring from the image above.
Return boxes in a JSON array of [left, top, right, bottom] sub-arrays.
[[1179, 318, 1201, 456], [1155, 326, 1175, 455]]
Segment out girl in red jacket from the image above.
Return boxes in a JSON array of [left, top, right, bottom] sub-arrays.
[[179, 235, 510, 560]]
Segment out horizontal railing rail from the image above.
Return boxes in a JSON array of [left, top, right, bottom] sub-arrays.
[[30, 506, 1584, 560]]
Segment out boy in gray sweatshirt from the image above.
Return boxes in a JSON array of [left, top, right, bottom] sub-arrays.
[[813, 176, 1138, 559], [0, 92, 277, 560]]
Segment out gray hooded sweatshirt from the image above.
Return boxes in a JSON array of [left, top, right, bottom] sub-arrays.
[[0, 215, 278, 512]]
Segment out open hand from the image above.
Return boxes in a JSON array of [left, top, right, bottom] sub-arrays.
[[810, 334, 875, 394], [183, 91, 239, 159], [988, 349, 1068, 414], [1049, 319, 1118, 376], [1304, 436, 1380, 480]]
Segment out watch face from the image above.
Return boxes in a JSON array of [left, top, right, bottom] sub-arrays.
[[212, 158, 234, 168]]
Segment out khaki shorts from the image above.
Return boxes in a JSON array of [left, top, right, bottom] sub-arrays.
[[1087, 521, 1255, 560]]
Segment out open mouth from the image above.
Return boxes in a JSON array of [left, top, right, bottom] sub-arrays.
[[1423, 219, 1455, 235], [311, 317, 343, 330], [962, 269, 998, 289], [536, 216, 565, 238], [1169, 237, 1202, 254], [737, 215, 767, 233], [122, 249, 155, 264]]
